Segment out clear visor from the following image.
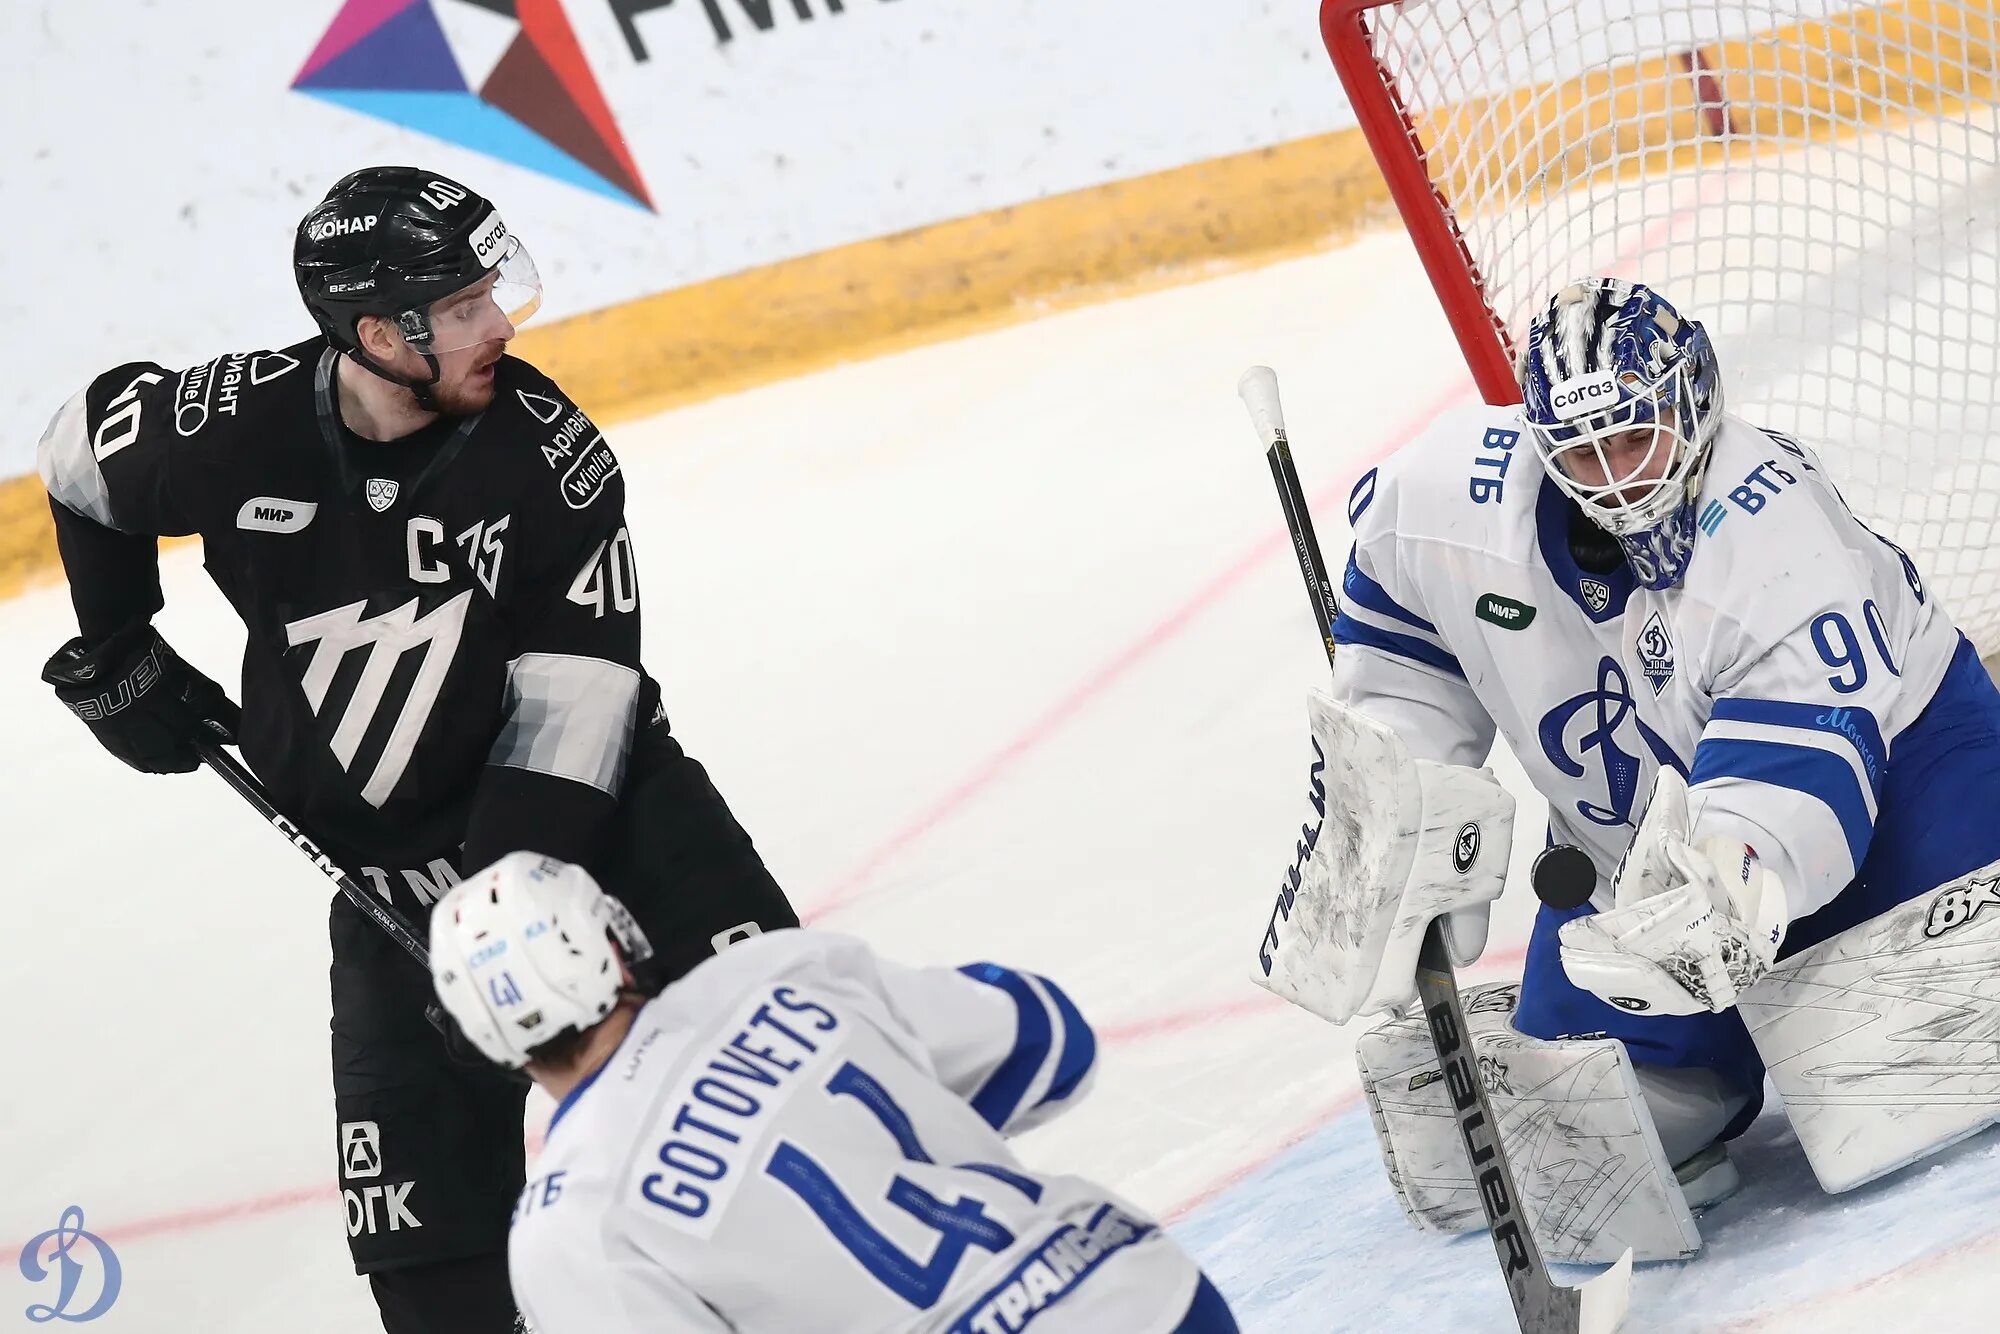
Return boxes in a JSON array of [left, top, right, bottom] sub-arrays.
[[1531, 361, 1699, 536], [401, 238, 543, 356]]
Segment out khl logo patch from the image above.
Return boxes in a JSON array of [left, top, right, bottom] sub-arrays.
[[1579, 578, 1612, 615], [1637, 610, 1676, 695]]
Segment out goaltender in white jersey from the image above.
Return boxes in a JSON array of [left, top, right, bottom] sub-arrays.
[[429, 853, 1240, 1334], [1258, 279, 2000, 1265]]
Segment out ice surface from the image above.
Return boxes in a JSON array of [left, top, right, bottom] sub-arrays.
[[3, 234, 1995, 1330]]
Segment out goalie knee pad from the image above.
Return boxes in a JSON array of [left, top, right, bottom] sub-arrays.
[[1357, 981, 1703, 1263], [1629, 1063, 1753, 1170], [1740, 856, 2000, 1192]]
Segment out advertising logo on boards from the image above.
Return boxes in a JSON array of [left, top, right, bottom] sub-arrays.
[[292, 1, 655, 211]]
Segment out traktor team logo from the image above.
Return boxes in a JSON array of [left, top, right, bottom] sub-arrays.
[[293, 1, 654, 212]]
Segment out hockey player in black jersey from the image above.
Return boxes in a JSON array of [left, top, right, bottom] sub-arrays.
[[35, 166, 799, 1333]]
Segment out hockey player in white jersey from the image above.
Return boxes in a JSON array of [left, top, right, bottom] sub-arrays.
[[1261, 278, 2000, 1263], [428, 852, 1240, 1334]]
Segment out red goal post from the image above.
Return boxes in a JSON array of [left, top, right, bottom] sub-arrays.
[[1321, 0, 1521, 407]]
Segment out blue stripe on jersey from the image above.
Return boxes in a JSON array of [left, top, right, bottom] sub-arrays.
[[958, 963, 1055, 1130], [545, 1059, 607, 1136], [1341, 553, 1437, 633], [1040, 977, 1097, 1106], [1708, 697, 1886, 800], [1332, 612, 1466, 680], [1689, 736, 1875, 868]]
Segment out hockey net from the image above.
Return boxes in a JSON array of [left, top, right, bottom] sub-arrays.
[[1321, 0, 2000, 650]]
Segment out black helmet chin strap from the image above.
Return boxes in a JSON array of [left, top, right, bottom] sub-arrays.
[[330, 303, 451, 410], [346, 343, 443, 411]]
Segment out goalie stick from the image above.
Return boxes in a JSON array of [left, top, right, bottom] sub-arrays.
[[1235, 366, 1632, 1334]]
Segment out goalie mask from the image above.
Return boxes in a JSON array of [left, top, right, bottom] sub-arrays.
[[1521, 279, 1723, 589], [430, 852, 654, 1070]]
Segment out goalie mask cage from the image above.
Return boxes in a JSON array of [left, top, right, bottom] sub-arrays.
[[1320, 0, 2000, 648]]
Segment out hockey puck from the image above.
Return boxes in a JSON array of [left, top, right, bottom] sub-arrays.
[[1531, 843, 1597, 910]]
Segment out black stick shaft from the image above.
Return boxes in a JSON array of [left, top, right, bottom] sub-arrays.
[[194, 738, 431, 967], [1267, 436, 1343, 673], [1413, 931, 1582, 1330], [1245, 369, 1582, 1332]]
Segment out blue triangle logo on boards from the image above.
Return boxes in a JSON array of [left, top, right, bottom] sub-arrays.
[[296, 0, 466, 94], [292, 0, 654, 212]]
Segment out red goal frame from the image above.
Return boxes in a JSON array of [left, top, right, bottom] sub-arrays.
[[1319, 0, 1523, 407]]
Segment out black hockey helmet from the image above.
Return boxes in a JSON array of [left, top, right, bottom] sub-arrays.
[[294, 166, 541, 391]]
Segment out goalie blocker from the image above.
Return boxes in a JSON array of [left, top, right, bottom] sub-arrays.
[[1253, 690, 1516, 1025]]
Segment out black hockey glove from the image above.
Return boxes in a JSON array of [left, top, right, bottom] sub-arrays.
[[42, 624, 240, 774]]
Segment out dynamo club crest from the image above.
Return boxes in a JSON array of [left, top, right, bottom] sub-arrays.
[[18, 1205, 121, 1322]]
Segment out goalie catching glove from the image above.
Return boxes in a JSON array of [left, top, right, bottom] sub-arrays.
[[1559, 768, 1789, 1016]]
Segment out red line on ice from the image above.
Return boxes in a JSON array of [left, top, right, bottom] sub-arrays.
[[0, 981, 1319, 1253], [91, 1183, 335, 1247], [1164, 1088, 1366, 1224], [806, 378, 1477, 921], [1715, 1219, 2000, 1332], [17, 945, 1527, 1254], [1100, 943, 1527, 1047], [1148, 943, 1529, 1222]]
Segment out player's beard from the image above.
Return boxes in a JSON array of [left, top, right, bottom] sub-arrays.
[[429, 347, 504, 417]]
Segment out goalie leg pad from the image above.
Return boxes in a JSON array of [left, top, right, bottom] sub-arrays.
[[1740, 857, 2000, 1193], [1357, 980, 1703, 1263]]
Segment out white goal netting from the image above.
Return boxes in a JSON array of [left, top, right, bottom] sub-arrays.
[[1344, 0, 2000, 646]]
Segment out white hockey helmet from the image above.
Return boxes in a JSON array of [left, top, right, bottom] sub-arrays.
[[429, 852, 654, 1069]]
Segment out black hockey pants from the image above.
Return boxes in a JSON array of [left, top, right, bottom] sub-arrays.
[[328, 722, 798, 1333]]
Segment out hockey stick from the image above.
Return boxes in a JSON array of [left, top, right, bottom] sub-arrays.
[[1236, 367, 1631, 1334], [193, 737, 537, 1088], [192, 736, 431, 968]]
